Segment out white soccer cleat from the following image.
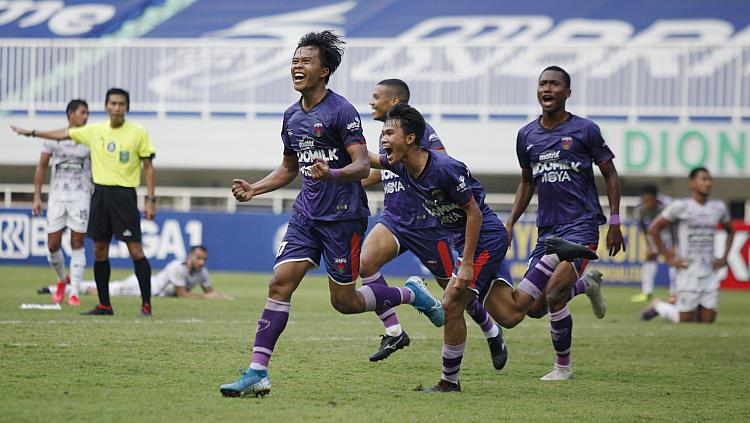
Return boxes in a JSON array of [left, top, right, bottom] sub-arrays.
[[583, 269, 606, 319], [540, 365, 573, 381]]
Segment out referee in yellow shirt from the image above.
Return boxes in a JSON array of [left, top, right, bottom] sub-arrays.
[[12, 88, 157, 316]]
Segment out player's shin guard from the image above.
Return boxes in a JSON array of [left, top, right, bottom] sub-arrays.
[[250, 298, 291, 371], [93, 260, 111, 307], [48, 249, 67, 281], [518, 254, 560, 299], [69, 248, 85, 297], [363, 273, 403, 334], [133, 257, 151, 306], [441, 342, 465, 384], [568, 277, 587, 300], [466, 297, 498, 338], [549, 305, 573, 367], [358, 272, 412, 312]]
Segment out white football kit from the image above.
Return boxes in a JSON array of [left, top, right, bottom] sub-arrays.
[[42, 141, 93, 233], [661, 198, 730, 311]]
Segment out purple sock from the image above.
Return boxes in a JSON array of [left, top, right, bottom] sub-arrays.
[[569, 277, 587, 300], [250, 298, 291, 370], [549, 305, 572, 367], [363, 273, 401, 330], [358, 272, 413, 312], [441, 343, 465, 384], [518, 254, 560, 300], [466, 297, 494, 334]]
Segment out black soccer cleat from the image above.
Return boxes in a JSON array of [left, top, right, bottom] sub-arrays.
[[544, 236, 598, 262], [487, 327, 508, 370], [369, 332, 411, 362], [81, 305, 114, 316], [421, 379, 461, 393], [37, 286, 51, 294]]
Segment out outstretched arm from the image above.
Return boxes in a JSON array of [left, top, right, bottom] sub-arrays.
[[600, 161, 625, 256], [232, 154, 299, 202], [361, 169, 382, 188], [11, 126, 70, 141]]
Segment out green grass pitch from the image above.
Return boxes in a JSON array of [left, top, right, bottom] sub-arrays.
[[1, 264, 748, 422]]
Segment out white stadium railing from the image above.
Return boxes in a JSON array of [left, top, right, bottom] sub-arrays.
[[1, 39, 749, 122], [1, 183, 651, 219]]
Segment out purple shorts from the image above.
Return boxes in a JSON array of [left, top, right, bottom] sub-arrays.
[[528, 218, 600, 276], [275, 212, 367, 284], [378, 215, 455, 279], [454, 227, 512, 305]]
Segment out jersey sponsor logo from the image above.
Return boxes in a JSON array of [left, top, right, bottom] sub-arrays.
[[423, 200, 464, 225], [346, 117, 360, 131], [297, 148, 339, 167], [313, 122, 323, 138], [561, 136, 573, 150], [298, 137, 315, 150], [538, 150, 560, 161], [533, 160, 583, 183], [456, 175, 468, 192], [383, 180, 405, 194]]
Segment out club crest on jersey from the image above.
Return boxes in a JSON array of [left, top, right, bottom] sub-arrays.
[[313, 122, 323, 137], [334, 258, 347, 274], [561, 136, 573, 150], [430, 189, 445, 201], [107, 142, 116, 152]]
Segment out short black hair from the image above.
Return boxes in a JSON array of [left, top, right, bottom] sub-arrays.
[[689, 167, 710, 179], [641, 184, 658, 196], [65, 99, 88, 117], [377, 79, 410, 103], [105, 87, 130, 111], [541, 65, 571, 89], [190, 245, 208, 254], [386, 103, 425, 144], [296, 30, 345, 84]]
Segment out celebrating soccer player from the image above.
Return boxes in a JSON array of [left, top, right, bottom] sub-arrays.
[[504, 66, 625, 380], [369, 103, 595, 392], [641, 168, 734, 324], [360, 79, 507, 368], [220, 31, 443, 398]]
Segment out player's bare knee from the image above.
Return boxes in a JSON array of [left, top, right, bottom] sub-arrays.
[[526, 303, 548, 319], [329, 292, 358, 314], [267, 276, 293, 302], [358, 260, 377, 279], [442, 296, 464, 319]]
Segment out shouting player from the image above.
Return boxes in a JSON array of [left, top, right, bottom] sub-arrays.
[[369, 104, 595, 392], [641, 168, 734, 324], [220, 31, 443, 398], [505, 66, 625, 380], [360, 79, 507, 367]]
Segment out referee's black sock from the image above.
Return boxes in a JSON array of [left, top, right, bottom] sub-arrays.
[[93, 260, 111, 307], [134, 257, 152, 305]]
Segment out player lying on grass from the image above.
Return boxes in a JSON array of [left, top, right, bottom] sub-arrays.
[[37, 245, 229, 300], [368, 103, 597, 392]]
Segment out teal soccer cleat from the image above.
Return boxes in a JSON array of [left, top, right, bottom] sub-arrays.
[[220, 368, 272, 398], [405, 276, 445, 327]]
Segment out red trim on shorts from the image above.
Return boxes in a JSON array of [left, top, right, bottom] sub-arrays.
[[469, 250, 491, 289], [351, 232, 361, 281], [578, 243, 596, 273], [437, 240, 454, 277]]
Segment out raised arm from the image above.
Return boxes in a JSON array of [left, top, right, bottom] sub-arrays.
[[32, 152, 51, 216], [455, 195, 483, 290], [232, 154, 299, 202], [505, 168, 536, 241], [361, 169, 382, 188], [600, 161, 625, 256], [11, 126, 70, 141]]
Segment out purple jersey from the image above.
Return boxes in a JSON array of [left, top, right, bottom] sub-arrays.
[[516, 114, 615, 227], [282, 90, 370, 221], [380, 150, 504, 249], [380, 122, 445, 228]]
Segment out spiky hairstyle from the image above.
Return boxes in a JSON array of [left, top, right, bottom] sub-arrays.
[[386, 103, 426, 144], [296, 30, 346, 83]]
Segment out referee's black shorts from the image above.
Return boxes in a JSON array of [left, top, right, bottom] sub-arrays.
[[87, 184, 142, 243]]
